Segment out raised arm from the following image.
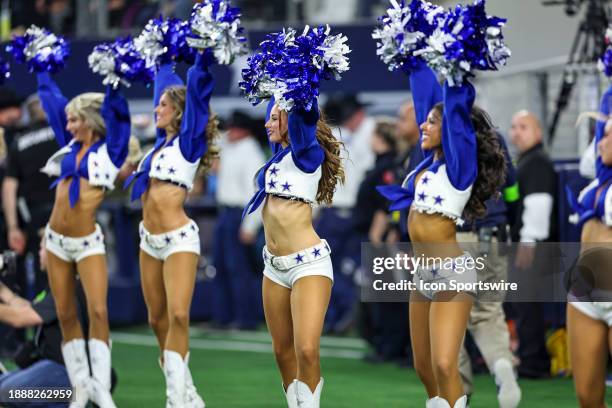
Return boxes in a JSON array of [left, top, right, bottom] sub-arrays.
[[441, 81, 478, 191], [37, 72, 71, 147], [154, 62, 184, 108], [101, 85, 131, 167], [287, 100, 324, 173], [409, 60, 443, 159], [595, 84, 612, 177], [178, 51, 215, 163]]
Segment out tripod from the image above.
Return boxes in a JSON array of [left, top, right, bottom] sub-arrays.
[[543, 0, 611, 143]]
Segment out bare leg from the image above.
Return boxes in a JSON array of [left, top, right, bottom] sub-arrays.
[[46, 252, 82, 341], [409, 292, 437, 398], [568, 304, 607, 408], [77, 254, 110, 342], [163, 252, 198, 357], [140, 250, 168, 352], [263, 276, 297, 389], [429, 293, 472, 405], [291, 276, 332, 392]]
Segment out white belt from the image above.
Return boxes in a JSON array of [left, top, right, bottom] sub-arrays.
[[263, 240, 331, 271]]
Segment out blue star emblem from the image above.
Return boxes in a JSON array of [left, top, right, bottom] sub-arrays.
[[83, 240, 89, 247], [164, 236, 171, 244], [93, 161, 99, 167], [48, 233, 53, 240], [418, 192, 427, 202], [269, 167, 279, 176], [294, 253, 304, 264], [190, 224, 196, 231], [180, 231, 187, 238], [281, 182, 292, 192], [169, 167, 176, 174], [156, 165, 162, 171], [421, 175, 429, 184], [268, 180, 277, 189], [94, 173, 100, 178], [312, 248, 321, 257], [159, 153, 165, 160], [105, 173, 110, 179], [263, 252, 268, 260], [434, 195, 444, 205], [95, 235, 101, 241]]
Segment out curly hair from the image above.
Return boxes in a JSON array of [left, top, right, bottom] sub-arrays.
[[278, 109, 345, 204], [162, 86, 220, 174], [432, 103, 507, 221]]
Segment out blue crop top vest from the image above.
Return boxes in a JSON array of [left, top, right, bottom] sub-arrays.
[[38, 72, 131, 208], [242, 96, 325, 219], [124, 51, 214, 201], [567, 84, 612, 227], [376, 61, 478, 225]]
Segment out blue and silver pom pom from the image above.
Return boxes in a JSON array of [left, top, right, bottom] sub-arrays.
[[6, 25, 70, 73], [240, 25, 351, 112], [88, 37, 154, 88], [134, 17, 196, 68], [186, 0, 248, 65], [419, 0, 511, 86], [372, 0, 445, 73], [599, 27, 612, 77]]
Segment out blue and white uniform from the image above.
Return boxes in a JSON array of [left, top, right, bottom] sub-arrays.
[[568, 85, 612, 324], [243, 98, 334, 289], [124, 52, 214, 261], [377, 61, 478, 299], [38, 72, 131, 262]]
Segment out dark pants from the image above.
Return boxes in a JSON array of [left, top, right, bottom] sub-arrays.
[[0, 359, 70, 407], [315, 208, 359, 330], [511, 302, 551, 377], [211, 207, 263, 329]]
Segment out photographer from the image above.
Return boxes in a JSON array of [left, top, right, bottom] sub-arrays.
[[0, 237, 88, 408]]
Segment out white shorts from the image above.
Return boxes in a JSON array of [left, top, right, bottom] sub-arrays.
[[263, 240, 334, 289], [139, 220, 201, 261], [45, 224, 106, 263], [570, 301, 612, 326], [413, 252, 477, 300]]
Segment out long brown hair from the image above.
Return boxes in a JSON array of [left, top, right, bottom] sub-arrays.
[[279, 109, 345, 204], [162, 85, 220, 173], [432, 103, 506, 221]]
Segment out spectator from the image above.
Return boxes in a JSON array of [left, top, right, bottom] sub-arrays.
[[0, 88, 24, 148], [509, 110, 558, 378], [211, 110, 266, 329], [2, 94, 56, 295], [319, 93, 375, 334]]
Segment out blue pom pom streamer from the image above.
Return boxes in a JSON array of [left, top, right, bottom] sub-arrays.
[[599, 27, 612, 77], [135, 16, 196, 68], [88, 37, 154, 88], [186, 0, 248, 65], [6, 25, 70, 73], [240, 25, 351, 112]]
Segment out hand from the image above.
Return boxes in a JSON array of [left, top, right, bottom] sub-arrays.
[[514, 242, 536, 270], [386, 229, 400, 244], [239, 229, 257, 245], [8, 227, 26, 255], [9, 296, 29, 308]]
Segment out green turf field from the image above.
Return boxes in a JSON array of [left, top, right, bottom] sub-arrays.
[[0, 325, 602, 407], [96, 326, 605, 407]]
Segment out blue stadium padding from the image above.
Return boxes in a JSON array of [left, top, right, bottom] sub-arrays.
[[554, 160, 589, 243]]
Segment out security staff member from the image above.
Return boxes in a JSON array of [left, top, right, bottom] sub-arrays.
[[456, 133, 522, 407], [211, 110, 266, 329], [2, 95, 56, 295]]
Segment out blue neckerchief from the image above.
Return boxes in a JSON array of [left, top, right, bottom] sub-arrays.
[[566, 175, 612, 226], [377, 154, 448, 211], [50, 139, 105, 208], [124, 134, 179, 201], [242, 146, 292, 219]]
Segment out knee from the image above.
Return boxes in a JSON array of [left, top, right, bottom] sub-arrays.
[[168, 308, 189, 328], [272, 342, 294, 365], [148, 312, 168, 332], [295, 343, 320, 368], [433, 356, 458, 381], [89, 304, 108, 324], [413, 357, 433, 382], [56, 307, 79, 326]]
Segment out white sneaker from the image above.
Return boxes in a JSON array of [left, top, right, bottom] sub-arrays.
[[61, 339, 91, 408], [164, 350, 186, 408], [494, 358, 521, 408], [294, 378, 324, 408]]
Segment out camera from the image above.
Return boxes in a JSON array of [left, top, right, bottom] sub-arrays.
[[0, 250, 17, 278]]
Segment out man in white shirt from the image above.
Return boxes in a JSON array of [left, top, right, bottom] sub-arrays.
[[317, 94, 375, 333], [211, 111, 266, 330]]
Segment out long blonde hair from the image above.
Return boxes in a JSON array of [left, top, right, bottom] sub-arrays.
[[279, 110, 345, 204], [65, 92, 106, 138], [162, 85, 220, 173]]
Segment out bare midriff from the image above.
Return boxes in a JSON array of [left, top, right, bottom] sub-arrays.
[[407, 169, 464, 258], [262, 195, 321, 256], [142, 178, 190, 234], [581, 219, 612, 246], [48, 177, 104, 237]]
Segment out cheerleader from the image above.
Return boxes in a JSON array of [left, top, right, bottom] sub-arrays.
[[124, 49, 218, 406], [375, 2, 510, 406], [566, 70, 612, 406], [241, 26, 349, 407], [25, 31, 131, 408]]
